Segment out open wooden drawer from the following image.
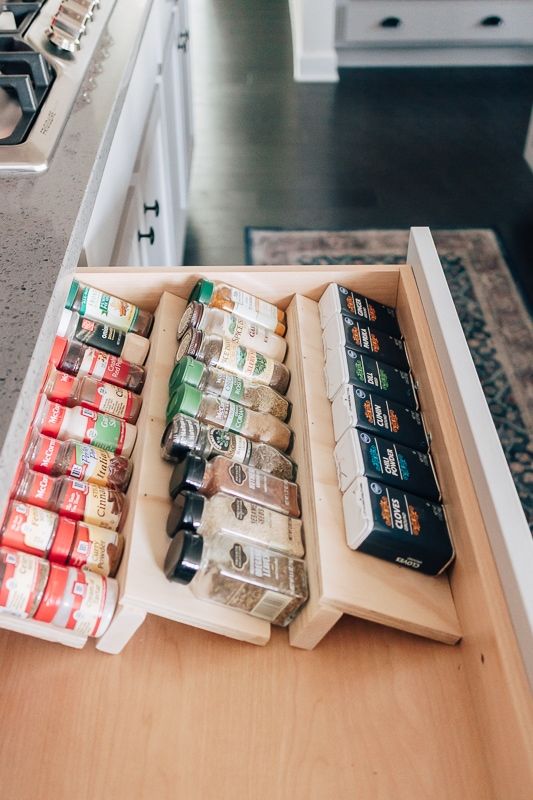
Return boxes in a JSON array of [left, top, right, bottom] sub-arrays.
[[0, 228, 531, 795]]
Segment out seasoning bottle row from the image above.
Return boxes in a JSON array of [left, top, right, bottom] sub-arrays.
[[1, 501, 123, 576], [51, 335, 146, 393], [170, 356, 290, 421], [189, 279, 286, 336], [0, 547, 118, 636], [177, 300, 287, 362], [161, 414, 295, 481], [43, 367, 142, 424]]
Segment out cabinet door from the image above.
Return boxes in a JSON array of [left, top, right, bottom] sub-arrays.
[[111, 183, 142, 267]]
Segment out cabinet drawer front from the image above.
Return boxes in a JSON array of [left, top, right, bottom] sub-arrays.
[[340, 1, 533, 45]]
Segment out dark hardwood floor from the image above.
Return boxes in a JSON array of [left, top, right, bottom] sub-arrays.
[[183, 0, 533, 310]]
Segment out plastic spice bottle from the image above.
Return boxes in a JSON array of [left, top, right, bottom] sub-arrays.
[[161, 414, 296, 481], [33, 563, 119, 635], [13, 466, 125, 531], [51, 336, 145, 394], [24, 430, 132, 492], [66, 280, 153, 337], [57, 308, 150, 365], [0, 501, 123, 576], [189, 279, 286, 336], [169, 357, 290, 421], [0, 547, 50, 619], [167, 383, 292, 452], [34, 396, 137, 457], [177, 301, 287, 362], [43, 366, 142, 424], [164, 529, 307, 626], [169, 454, 301, 517], [167, 490, 305, 558], [176, 329, 290, 394]]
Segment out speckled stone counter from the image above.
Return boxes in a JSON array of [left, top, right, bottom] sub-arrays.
[[0, 0, 154, 513]]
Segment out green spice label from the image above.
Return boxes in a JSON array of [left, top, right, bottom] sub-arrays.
[[79, 287, 139, 333], [213, 398, 247, 432], [82, 410, 124, 453], [221, 374, 245, 402], [208, 428, 251, 464], [217, 341, 275, 385]]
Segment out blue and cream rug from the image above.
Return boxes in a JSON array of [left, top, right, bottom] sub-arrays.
[[246, 228, 533, 529]]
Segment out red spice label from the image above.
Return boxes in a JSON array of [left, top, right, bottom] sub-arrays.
[[65, 570, 107, 637], [80, 349, 132, 388], [69, 523, 119, 575], [85, 382, 133, 420], [40, 402, 67, 438], [21, 471, 55, 509], [58, 479, 89, 521], [1, 502, 56, 556], [32, 435, 62, 474], [48, 371, 76, 403], [0, 550, 48, 618], [59, 480, 120, 529]]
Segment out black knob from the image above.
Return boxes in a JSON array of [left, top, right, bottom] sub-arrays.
[[481, 15, 503, 27], [178, 30, 189, 51], [138, 227, 155, 246], [144, 200, 160, 217], [380, 16, 402, 28]]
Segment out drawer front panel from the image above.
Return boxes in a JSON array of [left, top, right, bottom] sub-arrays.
[[340, 1, 533, 45]]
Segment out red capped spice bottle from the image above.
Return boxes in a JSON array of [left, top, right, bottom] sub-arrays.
[[13, 466, 125, 531], [23, 429, 132, 492], [51, 336, 145, 394], [0, 547, 50, 619], [43, 366, 142, 423]]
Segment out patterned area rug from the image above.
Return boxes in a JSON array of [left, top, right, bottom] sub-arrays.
[[246, 228, 533, 529]]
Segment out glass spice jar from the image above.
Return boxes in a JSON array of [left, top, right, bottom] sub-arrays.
[[161, 414, 296, 481], [24, 429, 132, 493], [43, 367, 142, 424], [177, 301, 287, 362], [169, 454, 301, 518], [167, 383, 292, 452], [66, 280, 153, 337], [176, 329, 290, 394], [167, 490, 305, 558], [0, 547, 50, 619], [164, 529, 308, 626], [52, 336, 146, 394], [189, 279, 286, 336], [169, 357, 290, 421]]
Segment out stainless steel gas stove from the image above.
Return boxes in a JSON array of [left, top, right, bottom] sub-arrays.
[[0, 0, 116, 173]]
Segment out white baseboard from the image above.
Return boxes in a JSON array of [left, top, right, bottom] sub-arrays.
[[294, 50, 339, 82], [337, 45, 533, 68]]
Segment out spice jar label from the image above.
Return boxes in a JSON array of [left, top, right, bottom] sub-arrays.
[[62, 481, 121, 530], [74, 317, 125, 356], [0, 550, 48, 618], [229, 463, 247, 485], [40, 402, 67, 438], [229, 288, 279, 330], [80, 350, 132, 387], [217, 341, 275, 385], [2, 503, 56, 555], [80, 409, 125, 453], [213, 398, 247, 433], [91, 383, 132, 419], [70, 445, 113, 484], [70, 523, 121, 575], [33, 436, 62, 474], [344, 351, 417, 409], [79, 287, 138, 333], [207, 428, 251, 463], [66, 570, 107, 636], [220, 373, 245, 403], [23, 471, 56, 508]]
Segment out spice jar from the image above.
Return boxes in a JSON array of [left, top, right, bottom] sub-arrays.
[[169, 357, 290, 421], [34, 396, 137, 457], [24, 429, 132, 492], [66, 280, 153, 337], [52, 336, 145, 394], [176, 329, 290, 394], [0, 548, 50, 619], [33, 563, 119, 636], [169, 455, 301, 517], [164, 529, 308, 626], [57, 308, 150, 365], [189, 279, 286, 336], [167, 383, 292, 452], [13, 466, 125, 531], [167, 490, 305, 558], [161, 414, 296, 481], [177, 301, 287, 362], [0, 501, 123, 575], [43, 366, 142, 424]]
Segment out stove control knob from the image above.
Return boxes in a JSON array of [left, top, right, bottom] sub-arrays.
[[47, 0, 94, 52]]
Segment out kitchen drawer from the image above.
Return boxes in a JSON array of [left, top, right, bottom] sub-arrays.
[[0, 228, 531, 795], [338, 1, 533, 46]]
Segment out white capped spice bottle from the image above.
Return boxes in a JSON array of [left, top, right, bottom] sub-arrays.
[[164, 529, 308, 626], [177, 301, 287, 362], [66, 280, 153, 337], [188, 279, 286, 336], [167, 490, 305, 558], [34, 396, 137, 457]]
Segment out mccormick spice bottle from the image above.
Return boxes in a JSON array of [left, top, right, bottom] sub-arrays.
[[169, 454, 301, 517], [13, 466, 125, 531], [164, 529, 307, 625], [167, 490, 305, 558], [43, 367, 142, 424], [33, 563, 119, 636], [34, 396, 137, 457], [0, 548, 50, 619], [57, 309, 150, 365], [167, 383, 292, 452], [24, 430, 132, 492], [66, 280, 153, 337], [52, 336, 145, 394], [170, 357, 290, 421], [176, 329, 290, 394], [161, 414, 296, 481], [177, 301, 287, 362], [189, 279, 286, 336], [0, 501, 123, 575]]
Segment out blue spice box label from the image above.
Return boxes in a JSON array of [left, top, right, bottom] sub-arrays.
[[325, 346, 418, 408], [323, 314, 410, 372]]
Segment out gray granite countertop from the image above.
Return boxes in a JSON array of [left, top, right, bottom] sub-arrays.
[[0, 0, 155, 513]]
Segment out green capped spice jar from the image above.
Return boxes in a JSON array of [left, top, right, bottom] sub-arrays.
[[189, 279, 286, 336], [66, 280, 153, 337], [176, 328, 290, 394], [170, 357, 290, 421], [167, 383, 292, 453]]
